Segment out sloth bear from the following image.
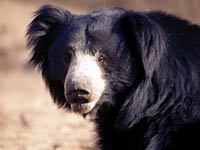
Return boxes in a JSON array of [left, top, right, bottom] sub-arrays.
[[27, 5, 200, 150]]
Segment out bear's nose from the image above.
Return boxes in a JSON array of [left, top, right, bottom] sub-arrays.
[[66, 89, 90, 104]]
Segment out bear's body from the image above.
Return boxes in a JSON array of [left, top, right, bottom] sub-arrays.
[[27, 5, 200, 150]]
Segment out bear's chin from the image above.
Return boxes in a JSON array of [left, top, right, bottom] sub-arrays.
[[70, 100, 97, 114]]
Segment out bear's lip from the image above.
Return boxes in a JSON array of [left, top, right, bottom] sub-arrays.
[[70, 100, 97, 114]]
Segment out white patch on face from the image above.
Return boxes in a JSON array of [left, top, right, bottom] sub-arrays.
[[64, 52, 106, 114]]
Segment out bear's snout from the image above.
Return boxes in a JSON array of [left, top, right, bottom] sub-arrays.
[[64, 52, 106, 114]]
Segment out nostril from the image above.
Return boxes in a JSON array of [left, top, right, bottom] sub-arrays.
[[67, 89, 90, 103]]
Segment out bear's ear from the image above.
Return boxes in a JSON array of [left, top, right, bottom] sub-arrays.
[[27, 5, 71, 68], [118, 12, 166, 78], [115, 12, 167, 129], [26, 5, 71, 108]]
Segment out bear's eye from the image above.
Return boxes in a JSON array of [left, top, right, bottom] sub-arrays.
[[63, 47, 74, 65], [97, 54, 107, 67], [98, 55, 105, 63], [64, 53, 71, 65]]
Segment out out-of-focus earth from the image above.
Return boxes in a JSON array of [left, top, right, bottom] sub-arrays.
[[0, 0, 199, 150]]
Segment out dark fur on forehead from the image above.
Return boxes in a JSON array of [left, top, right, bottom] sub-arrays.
[[90, 7, 126, 16]]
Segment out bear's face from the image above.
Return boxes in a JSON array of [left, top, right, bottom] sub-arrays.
[[47, 12, 137, 114], [27, 5, 151, 116]]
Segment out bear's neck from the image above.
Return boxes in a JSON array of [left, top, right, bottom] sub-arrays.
[[94, 106, 150, 150]]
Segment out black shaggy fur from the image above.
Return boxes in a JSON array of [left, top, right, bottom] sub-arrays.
[[27, 5, 200, 150]]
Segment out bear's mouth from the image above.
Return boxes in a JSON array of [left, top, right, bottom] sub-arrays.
[[70, 100, 97, 114]]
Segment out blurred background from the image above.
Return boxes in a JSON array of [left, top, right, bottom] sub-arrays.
[[0, 0, 199, 150]]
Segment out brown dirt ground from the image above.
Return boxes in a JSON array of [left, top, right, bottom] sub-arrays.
[[0, 0, 199, 150]]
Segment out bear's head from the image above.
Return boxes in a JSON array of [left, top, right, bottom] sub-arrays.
[[27, 5, 164, 118]]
